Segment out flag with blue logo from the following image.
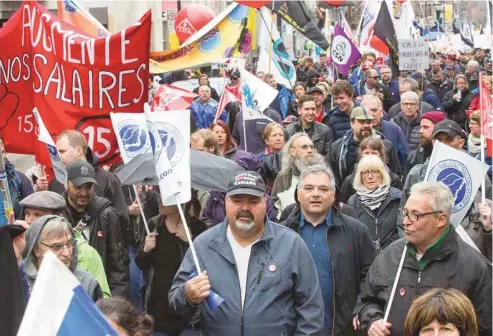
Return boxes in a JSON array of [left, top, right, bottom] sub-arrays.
[[32, 108, 67, 186], [17, 251, 117, 336], [257, 7, 296, 88], [240, 69, 277, 121], [425, 141, 489, 232]]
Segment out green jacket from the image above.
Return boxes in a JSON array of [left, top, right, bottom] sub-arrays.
[[77, 240, 111, 298]]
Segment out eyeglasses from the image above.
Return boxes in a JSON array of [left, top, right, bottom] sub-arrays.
[[456, 81, 466, 85], [402, 102, 418, 107], [399, 208, 442, 222], [40, 239, 75, 254], [361, 169, 381, 177], [296, 144, 314, 150]]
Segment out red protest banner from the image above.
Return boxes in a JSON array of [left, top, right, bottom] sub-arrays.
[[151, 85, 197, 111], [0, 1, 151, 165]]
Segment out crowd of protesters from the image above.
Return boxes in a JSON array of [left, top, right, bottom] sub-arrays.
[[4, 45, 493, 336]]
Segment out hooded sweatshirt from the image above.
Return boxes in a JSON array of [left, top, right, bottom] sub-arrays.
[[23, 215, 102, 302]]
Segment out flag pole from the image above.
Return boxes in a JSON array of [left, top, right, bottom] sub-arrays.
[[479, 73, 486, 203], [176, 196, 202, 274], [355, 0, 369, 44], [382, 244, 407, 327], [132, 185, 150, 235]]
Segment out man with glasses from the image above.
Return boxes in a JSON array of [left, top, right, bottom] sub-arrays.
[[380, 65, 400, 105], [359, 181, 492, 336], [23, 215, 103, 301], [391, 91, 422, 150], [285, 95, 333, 156], [356, 69, 393, 112], [388, 78, 434, 119]]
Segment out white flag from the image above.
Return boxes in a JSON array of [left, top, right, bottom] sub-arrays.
[[144, 106, 191, 205], [18, 251, 117, 336], [258, 7, 297, 88], [425, 142, 489, 249], [32, 108, 67, 186], [240, 69, 277, 121]]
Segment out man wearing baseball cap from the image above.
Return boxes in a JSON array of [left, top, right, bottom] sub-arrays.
[[329, 106, 401, 185], [62, 160, 130, 297], [406, 111, 446, 172], [170, 171, 324, 335]]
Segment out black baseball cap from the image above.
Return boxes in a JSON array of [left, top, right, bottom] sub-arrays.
[[432, 120, 467, 140], [66, 160, 98, 187], [308, 86, 324, 95], [226, 171, 265, 197]]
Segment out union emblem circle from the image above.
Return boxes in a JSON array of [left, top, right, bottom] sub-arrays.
[[331, 35, 351, 65], [47, 144, 60, 162], [428, 160, 472, 213], [117, 120, 150, 158], [155, 122, 185, 167]]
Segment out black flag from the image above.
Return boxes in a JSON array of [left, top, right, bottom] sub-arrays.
[[373, 1, 399, 78], [0, 225, 26, 336], [270, 1, 330, 50]]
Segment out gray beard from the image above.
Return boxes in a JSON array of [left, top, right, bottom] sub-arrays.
[[234, 219, 256, 232], [293, 153, 326, 172]]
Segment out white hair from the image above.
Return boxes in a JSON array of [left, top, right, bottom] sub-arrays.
[[353, 155, 391, 189], [467, 60, 479, 69], [410, 181, 454, 216], [281, 133, 312, 173], [361, 94, 382, 109], [401, 91, 419, 103]]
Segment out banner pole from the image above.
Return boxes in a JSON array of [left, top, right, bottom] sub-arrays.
[[132, 185, 150, 235], [382, 244, 407, 327], [176, 197, 202, 274], [356, 0, 369, 44], [479, 73, 486, 203]]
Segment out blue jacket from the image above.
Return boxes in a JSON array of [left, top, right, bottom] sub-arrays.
[[328, 100, 360, 140], [190, 98, 227, 129], [422, 89, 444, 111], [278, 85, 295, 119], [383, 80, 400, 105], [169, 219, 325, 336], [379, 120, 409, 167]]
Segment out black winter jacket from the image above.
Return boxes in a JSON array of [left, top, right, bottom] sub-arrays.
[[63, 196, 130, 297], [427, 80, 453, 102], [391, 112, 421, 150], [359, 228, 492, 336], [285, 120, 333, 156], [282, 206, 377, 336], [259, 151, 283, 194], [347, 187, 402, 252], [443, 88, 474, 129], [339, 169, 402, 204]]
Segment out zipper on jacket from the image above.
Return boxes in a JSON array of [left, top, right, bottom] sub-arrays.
[[326, 230, 336, 336], [361, 205, 381, 251], [417, 270, 422, 295]]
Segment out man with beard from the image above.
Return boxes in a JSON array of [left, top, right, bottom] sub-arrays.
[[285, 95, 332, 157], [329, 106, 401, 187], [427, 67, 453, 102], [272, 133, 326, 215], [380, 65, 400, 105], [169, 171, 324, 335], [356, 69, 393, 112], [62, 160, 130, 297], [405, 111, 446, 172]]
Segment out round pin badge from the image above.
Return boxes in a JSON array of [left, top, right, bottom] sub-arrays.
[[399, 288, 406, 296], [269, 264, 276, 272]]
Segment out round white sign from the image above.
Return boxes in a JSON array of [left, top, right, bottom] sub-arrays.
[[331, 35, 351, 65]]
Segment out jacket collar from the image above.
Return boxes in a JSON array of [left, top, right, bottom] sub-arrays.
[[406, 226, 456, 270], [286, 205, 343, 233], [208, 218, 275, 264]]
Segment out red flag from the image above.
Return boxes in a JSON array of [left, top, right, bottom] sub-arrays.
[[0, 1, 151, 166], [479, 74, 493, 156], [214, 85, 241, 122], [151, 85, 197, 111]]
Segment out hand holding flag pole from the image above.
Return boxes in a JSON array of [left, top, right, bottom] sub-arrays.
[[381, 244, 407, 328], [132, 185, 150, 235]]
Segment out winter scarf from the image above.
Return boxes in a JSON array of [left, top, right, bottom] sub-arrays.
[[468, 134, 482, 154], [356, 184, 390, 210]]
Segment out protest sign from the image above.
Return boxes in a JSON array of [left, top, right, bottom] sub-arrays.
[[0, 1, 151, 166], [474, 34, 491, 49], [398, 38, 429, 70]]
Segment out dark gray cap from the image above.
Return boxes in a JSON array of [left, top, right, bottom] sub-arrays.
[[19, 191, 66, 211], [226, 171, 265, 197], [67, 160, 98, 187]]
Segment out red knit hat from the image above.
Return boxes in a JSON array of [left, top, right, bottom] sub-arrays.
[[420, 111, 447, 124]]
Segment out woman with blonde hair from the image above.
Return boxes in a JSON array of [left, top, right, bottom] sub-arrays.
[[258, 122, 285, 194], [404, 287, 479, 336], [348, 155, 401, 252]]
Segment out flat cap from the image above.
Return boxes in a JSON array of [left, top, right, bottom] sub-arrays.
[[19, 191, 66, 211]]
